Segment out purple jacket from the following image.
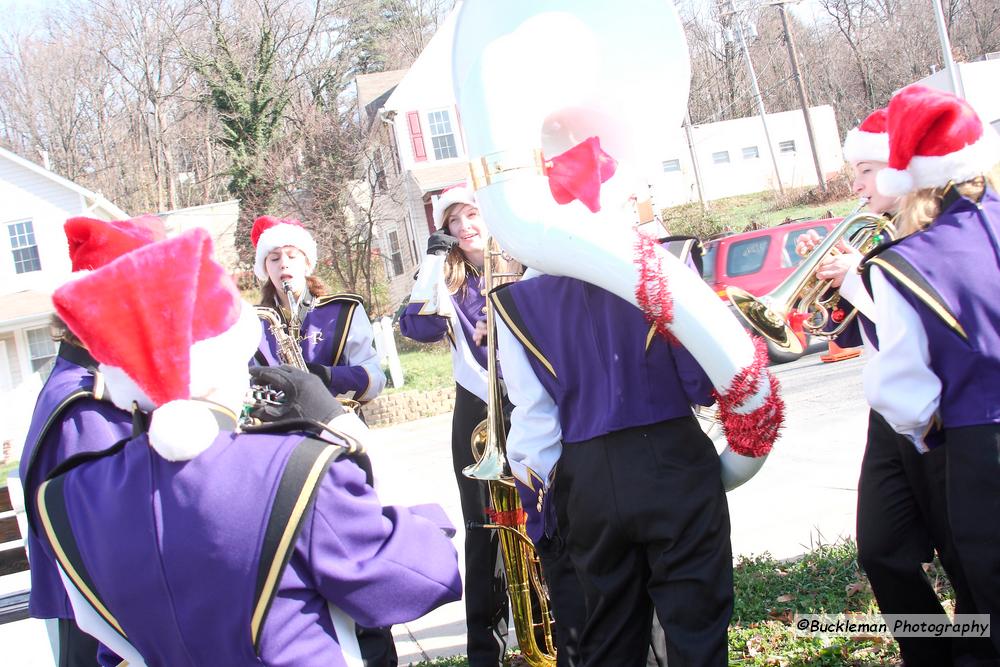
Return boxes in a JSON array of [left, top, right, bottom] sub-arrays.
[[35, 418, 462, 667], [256, 293, 383, 400], [862, 187, 1000, 429], [18, 344, 132, 619], [492, 275, 714, 444]]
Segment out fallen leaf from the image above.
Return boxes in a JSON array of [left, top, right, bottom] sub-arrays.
[[776, 594, 795, 603]]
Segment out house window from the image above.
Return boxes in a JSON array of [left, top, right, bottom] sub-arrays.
[[742, 146, 760, 159], [712, 151, 730, 164], [662, 159, 681, 173], [25, 326, 57, 378], [388, 230, 404, 276], [427, 110, 458, 160], [779, 140, 796, 154], [8, 220, 41, 274]]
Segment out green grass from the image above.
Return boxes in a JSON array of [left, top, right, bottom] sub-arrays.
[[663, 182, 859, 240], [0, 460, 18, 487], [384, 348, 453, 395], [408, 540, 960, 666]]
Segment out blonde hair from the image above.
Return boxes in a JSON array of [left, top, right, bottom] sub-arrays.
[[895, 162, 1000, 237], [440, 203, 523, 295]]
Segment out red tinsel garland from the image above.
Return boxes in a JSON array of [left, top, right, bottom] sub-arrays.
[[711, 337, 785, 458], [633, 233, 675, 342], [487, 508, 527, 528]]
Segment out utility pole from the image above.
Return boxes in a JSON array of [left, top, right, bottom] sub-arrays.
[[931, 0, 965, 98], [775, 0, 828, 194], [726, 0, 785, 195], [683, 111, 708, 214]]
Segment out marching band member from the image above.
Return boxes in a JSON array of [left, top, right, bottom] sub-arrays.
[[250, 215, 394, 664], [796, 108, 992, 665], [493, 253, 732, 666], [860, 85, 1000, 659], [38, 228, 462, 667], [19, 215, 164, 667], [251, 215, 386, 405], [398, 184, 513, 667]]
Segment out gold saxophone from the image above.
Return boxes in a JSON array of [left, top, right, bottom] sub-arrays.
[[252, 283, 360, 413], [464, 238, 556, 667]]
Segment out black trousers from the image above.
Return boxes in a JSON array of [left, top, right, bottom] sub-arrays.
[[538, 534, 670, 667], [57, 618, 100, 667], [857, 411, 997, 665], [552, 417, 732, 667], [945, 425, 1000, 659], [453, 384, 510, 667]]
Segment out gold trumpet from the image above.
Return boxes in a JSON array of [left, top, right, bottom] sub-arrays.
[[727, 205, 894, 354], [464, 238, 556, 667]]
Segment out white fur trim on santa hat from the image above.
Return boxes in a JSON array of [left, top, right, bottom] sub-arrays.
[[878, 128, 1000, 197], [843, 128, 889, 164], [100, 363, 155, 413], [253, 223, 317, 281], [432, 185, 477, 229], [148, 400, 221, 461]]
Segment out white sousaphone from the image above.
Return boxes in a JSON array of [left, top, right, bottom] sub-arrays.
[[452, 0, 783, 490]]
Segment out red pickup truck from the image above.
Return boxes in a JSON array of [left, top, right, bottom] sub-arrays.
[[700, 216, 855, 363]]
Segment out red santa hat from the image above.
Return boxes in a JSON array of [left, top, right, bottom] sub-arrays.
[[878, 85, 1000, 197], [842, 108, 889, 164], [432, 183, 477, 229], [52, 228, 261, 461], [250, 215, 317, 281], [64, 214, 166, 271]]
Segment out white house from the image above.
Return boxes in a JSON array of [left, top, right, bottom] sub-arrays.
[[0, 146, 128, 451], [377, 5, 467, 256]]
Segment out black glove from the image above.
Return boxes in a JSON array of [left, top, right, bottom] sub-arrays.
[[426, 230, 459, 256], [305, 362, 333, 388], [249, 365, 345, 430]]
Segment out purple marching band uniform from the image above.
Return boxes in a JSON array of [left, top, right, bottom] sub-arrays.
[[399, 253, 512, 667], [34, 407, 462, 667], [861, 185, 1000, 656], [399, 253, 488, 400], [828, 218, 986, 665], [18, 342, 132, 660], [256, 292, 386, 402], [493, 268, 733, 667]]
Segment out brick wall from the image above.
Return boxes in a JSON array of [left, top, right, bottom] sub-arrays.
[[363, 386, 455, 428]]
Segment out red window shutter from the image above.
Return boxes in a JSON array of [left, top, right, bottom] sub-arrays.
[[407, 111, 427, 162], [424, 201, 435, 232]]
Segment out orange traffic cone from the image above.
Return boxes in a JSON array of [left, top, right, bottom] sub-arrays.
[[820, 340, 862, 363]]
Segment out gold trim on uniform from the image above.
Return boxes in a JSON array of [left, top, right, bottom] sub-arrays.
[[490, 293, 557, 379], [250, 445, 338, 644], [36, 480, 127, 638], [869, 258, 968, 340]]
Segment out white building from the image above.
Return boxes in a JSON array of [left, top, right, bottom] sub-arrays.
[[0, 146, 128, 450], [653, 106, 844, 207]]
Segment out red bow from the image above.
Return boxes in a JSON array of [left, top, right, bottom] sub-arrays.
[[546, 136, 618, 213]]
